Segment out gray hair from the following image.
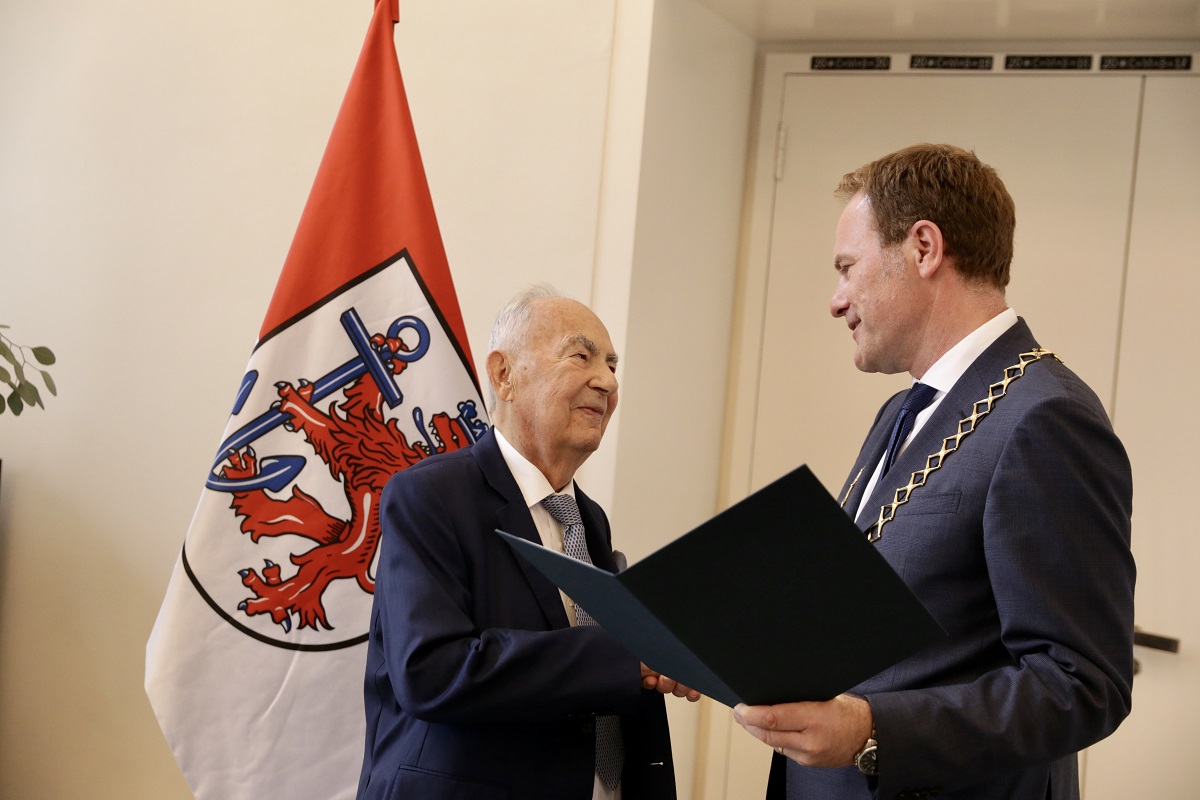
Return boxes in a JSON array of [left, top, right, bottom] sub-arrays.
[[487, 284, 561, 354], [486, 284, 561, 409]]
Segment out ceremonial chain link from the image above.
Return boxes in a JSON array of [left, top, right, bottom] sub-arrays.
[[864, 348, 1060, 543]]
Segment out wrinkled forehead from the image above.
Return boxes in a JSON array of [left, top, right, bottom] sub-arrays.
[[527, 298, 617, 356]]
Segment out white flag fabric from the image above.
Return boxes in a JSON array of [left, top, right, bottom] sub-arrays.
[[146, 2, 487, 797]]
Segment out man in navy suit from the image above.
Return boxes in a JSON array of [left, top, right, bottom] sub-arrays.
[[357, 288, 694, 800], [736, 144, 1135, 799]]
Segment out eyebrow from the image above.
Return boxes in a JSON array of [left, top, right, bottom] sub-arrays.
[[566, 334, 619, 366]]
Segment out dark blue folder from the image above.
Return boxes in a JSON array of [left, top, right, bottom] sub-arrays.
[[498, 464, 945, 708]]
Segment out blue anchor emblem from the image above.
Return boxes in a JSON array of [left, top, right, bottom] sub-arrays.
[[206, 306, 478, 493]]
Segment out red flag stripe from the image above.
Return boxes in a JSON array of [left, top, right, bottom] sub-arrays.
[[260, 0, 473, 371]]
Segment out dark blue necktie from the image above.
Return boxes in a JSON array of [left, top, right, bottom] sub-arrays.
[[881, 382, 938, 477]]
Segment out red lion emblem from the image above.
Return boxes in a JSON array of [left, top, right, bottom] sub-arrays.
[[217, 331, 478, 633]]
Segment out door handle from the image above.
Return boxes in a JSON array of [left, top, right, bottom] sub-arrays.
[[1134, 627, 1179, 653], [1132, 626, 1179, 676]]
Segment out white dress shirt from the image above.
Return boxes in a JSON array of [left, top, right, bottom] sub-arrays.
[[493, 428, 620, 800]]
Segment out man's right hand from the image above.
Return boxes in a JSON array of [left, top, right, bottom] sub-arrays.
[[641, 664, 701, 702]]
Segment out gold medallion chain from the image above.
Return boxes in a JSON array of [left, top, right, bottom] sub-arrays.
[[864, 348, 1059, 543]]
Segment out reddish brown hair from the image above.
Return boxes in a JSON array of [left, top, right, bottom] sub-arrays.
[[836, 143, 1015, 289]]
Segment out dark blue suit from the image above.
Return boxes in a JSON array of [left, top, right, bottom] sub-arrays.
[[356, 429, 676, 799], [774, 319, 1135, 800]]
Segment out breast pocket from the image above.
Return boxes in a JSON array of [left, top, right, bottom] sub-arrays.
[[902, 490, 961, 516]]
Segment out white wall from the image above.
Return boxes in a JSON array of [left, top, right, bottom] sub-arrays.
[[0, 0, 753, 797], [609, 1, 756, 795], [1, 2, 366, 797], [395, 1, 617, 379]]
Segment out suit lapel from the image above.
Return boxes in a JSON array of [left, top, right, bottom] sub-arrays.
[[472, 430, 571, 629], [574, 483, 616, 573], [842, 393, 903, 525]]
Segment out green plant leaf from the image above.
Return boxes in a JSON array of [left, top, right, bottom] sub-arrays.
[[40, 370, 57, 396], [0, 393, 5, 414], [8, 392, 23, 415], [32, 346, 55, 365], [17, 379, 41, 407], [0, 341, 16, 366], [0, 365, 8, 383]]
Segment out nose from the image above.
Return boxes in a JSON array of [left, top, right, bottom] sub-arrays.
[[591, 363, 618, 395], [830, 280, 849, 319]]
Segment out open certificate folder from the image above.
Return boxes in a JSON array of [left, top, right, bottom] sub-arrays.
[[497, 464, 946, 708]]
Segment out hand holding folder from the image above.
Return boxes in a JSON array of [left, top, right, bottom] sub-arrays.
[[498, 464, 945, 708]]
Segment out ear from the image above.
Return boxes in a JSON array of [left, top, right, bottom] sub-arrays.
[[486, 350, 514, 402], [908, 219, 945, 279]]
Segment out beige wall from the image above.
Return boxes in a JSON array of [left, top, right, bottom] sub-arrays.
[[0, 0, 753, 798]]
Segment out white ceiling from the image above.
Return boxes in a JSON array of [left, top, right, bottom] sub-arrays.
[[693, 0, 1200, 42]]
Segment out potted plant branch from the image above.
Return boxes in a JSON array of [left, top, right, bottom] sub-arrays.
[[0, 325, 57, 416]]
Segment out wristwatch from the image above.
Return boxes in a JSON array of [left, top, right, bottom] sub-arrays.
[[854, 730, 879, 776]]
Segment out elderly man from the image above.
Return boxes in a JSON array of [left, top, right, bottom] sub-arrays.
[[357, 288, 689, 800], [736, 144, 1135, 800]]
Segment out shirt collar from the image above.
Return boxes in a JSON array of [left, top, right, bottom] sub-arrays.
[[917, 308, 1018, 393], [493, 427, 575, 508]]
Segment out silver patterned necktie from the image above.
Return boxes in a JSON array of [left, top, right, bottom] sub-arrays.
[[541, 492, 625, 790]]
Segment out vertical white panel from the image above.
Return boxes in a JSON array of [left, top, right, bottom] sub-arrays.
[[1084, 75, 1200, 800], [608, 1, 756, 797]]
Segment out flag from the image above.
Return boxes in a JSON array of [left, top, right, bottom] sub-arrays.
[[146, 2, 488, 797]]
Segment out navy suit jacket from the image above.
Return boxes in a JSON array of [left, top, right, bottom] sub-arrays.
[[773, 319, 1135, 800], [356, 429, 676, 800]]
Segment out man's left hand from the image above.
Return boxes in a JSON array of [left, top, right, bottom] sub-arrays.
[[733, 694, 872, 767]]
